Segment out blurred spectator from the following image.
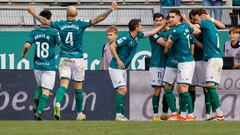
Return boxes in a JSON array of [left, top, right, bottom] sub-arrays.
[[160, 0, 181, 16], [224, 27, 240, 69], [202, 0, 223, 21], [230, 0, 240, 27]]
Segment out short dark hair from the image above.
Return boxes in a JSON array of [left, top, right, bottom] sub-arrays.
[[169, 9, 183, 22], [169, 9, 181, 16], [128, 19, 141, 31], [39, 10, 52, 20], [189, 9, 198, 20], [153, 13, 164, 20], [196, 9, 208, 16]]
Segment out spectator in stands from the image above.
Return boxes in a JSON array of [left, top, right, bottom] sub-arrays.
[[100, 26, 117, 70], [224, 27, 240, 69], [202, 0, 223, 21], [160, 0, 181, 16], [230, 0, 240, 27]]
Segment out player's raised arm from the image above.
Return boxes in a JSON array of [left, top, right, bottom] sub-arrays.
[[181, 13, 201, 35], [203, 14, 225, 29], [144, 21, 166, 37], [109, 41, 125, 69], [91, 1, 118, 25], [27, 6, 50, 25], [21, 42, 31, 58]]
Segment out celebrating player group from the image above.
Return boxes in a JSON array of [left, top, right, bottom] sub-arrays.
[[22, 1, 225, 121]]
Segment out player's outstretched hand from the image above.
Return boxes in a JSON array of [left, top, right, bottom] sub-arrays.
[[117, 60, 125, 69], [27, 6, 36, 15], [111, 1, 118, 11]]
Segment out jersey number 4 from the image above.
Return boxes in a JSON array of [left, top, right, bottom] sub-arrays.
[[36, 42, 49, 58], [65, 32, 74, 46]]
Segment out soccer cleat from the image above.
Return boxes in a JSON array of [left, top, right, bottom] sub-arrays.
[[204, 114, 214, 121], [160, 114, 169, 121], [185, 115, 195, 121], [115, 115, 129, 121], [33, 98, 39, 114], [212, 113, 224, 121], [54, 105, 61, 120], [34, 112, 42, 121], [168, 114, 185, 121], [76, 113, 86, 121], [152, 115, 160, 121]]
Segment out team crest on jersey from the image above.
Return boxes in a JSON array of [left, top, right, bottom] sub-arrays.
[[117, 38, 123, 44], [123, 37, 127, 40]]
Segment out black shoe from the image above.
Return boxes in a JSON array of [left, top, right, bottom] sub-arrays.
[[33, 98, 39, 113], [34, 112, 42, 121]]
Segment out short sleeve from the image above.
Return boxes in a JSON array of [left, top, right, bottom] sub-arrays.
[[78, 19, 92, 28], [115, 36, 129, 47], [26, 31, 35, 44], [50, 21, 60, 29]]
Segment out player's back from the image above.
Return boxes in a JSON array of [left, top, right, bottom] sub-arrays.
[[198, 20, 222, 60], [50, 19, 92, 58], [29, 27, 60, 70]]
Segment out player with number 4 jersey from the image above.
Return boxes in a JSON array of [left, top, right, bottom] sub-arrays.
[[27, 2, 118, 120]]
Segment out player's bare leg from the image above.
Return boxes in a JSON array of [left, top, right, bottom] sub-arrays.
[[54, 79, 70, 120]]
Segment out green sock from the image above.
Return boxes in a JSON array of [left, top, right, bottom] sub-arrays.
[[116, 93, 125, 114], [37, 94, 49, 114], [165, 88, 177, 113], [34, 87, 42, 99], [180, 91, 193, 114], [211, 99, 217, 113], [204, 91, 211, 114], [179, 93, 186, 113], [162, 93, 169, 113], [56, 86, 67, 104], [206, 86, 220, 109], [152, 95, 160, 114], [75, 89, 84, 113], [189, 90, 196, 111]]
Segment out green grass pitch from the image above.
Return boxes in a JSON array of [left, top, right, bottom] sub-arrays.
[[0, 121, 240, 135]]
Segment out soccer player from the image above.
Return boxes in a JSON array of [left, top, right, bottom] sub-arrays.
[[100, 26, 117, 70], [165, 9, 201, 121], [21, 10, 61, 120], [109, 19, 166, 121], [149, 13, 169, 121], [27, 2, 118, 120], [184, 9, 225, 120]]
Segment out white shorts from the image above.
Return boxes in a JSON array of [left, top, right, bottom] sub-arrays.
[[204, 58, 223, 85], [59, 58, 85, 82], [149, 67, 165, 87], [177, 61, 195, 84], [163, 67, 177, 85], [192, 61, 206, 87], [34, 70, 56, 90], [108, 67, 127, 89]]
